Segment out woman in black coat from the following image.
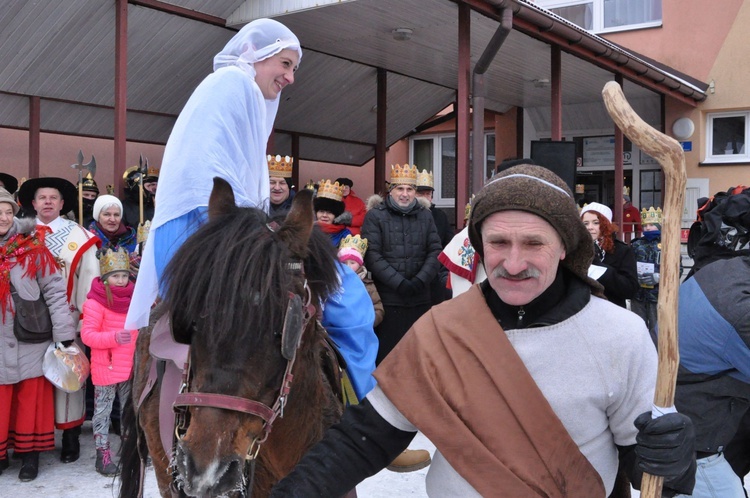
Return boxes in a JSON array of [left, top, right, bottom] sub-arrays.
[[580, 203, 639, 308]]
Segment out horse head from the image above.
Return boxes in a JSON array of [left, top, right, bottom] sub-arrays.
[[164, 178, 339, 496]]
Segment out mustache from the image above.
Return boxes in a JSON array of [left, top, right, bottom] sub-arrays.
[[492, 266, 541, 280]]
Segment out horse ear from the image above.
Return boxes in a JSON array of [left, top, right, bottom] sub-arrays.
[[208, 177, 237, 219], [279, 189, 314, 257]]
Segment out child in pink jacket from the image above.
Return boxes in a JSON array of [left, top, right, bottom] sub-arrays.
[[80, 248, 138, 476]]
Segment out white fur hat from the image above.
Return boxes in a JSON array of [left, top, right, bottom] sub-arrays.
[[93, 195, 123, 223], [580, 202, 612, 222]]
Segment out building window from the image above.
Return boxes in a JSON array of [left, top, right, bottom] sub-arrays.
[[706, 111, 749, 163], [537, 0, 662, 33], [409, 133, 495, 207], [639, 169, 662, 210]]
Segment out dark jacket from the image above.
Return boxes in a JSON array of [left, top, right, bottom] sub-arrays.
[[121, 196, 155, 228], [431, 205, 454, 248], [674, 255, 750, 454], [593, 237, 639, 308], [361, 196, 442, 307]]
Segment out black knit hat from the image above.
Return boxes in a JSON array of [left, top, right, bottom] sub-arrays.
[[468, 164, 602, 293]]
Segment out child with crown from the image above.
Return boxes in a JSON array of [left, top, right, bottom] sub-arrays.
[[629, 206, 674, 345], [80, 247, 138, 476], [314, 179, 352, 246], [337, 234, 384, 327]]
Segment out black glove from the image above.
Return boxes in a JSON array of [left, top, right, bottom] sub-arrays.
[[634, 411, 696, 494], [410, 278, 425, 293], [638, 273, 657, 286], [397, 279, 416, 296]]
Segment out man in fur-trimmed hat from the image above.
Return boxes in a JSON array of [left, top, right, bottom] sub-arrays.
[[273, 164, 697, 498]]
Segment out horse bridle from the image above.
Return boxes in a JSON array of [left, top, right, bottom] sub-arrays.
[[171, 258, 316, 494]]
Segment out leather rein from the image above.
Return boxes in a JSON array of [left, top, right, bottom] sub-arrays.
[[171, 256, 316, 494]]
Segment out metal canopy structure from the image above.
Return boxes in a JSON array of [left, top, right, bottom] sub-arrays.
[[0, 0, 707, 170]]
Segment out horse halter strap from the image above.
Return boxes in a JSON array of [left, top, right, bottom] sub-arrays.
[[173, 264, 316, 445]]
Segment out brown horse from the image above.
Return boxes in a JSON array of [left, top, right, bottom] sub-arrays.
[[119, 179, 343, 497]]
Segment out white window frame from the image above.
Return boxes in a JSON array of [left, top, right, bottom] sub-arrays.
[[409, 132, 495, 208], [536, 0, 662, 34], [705, 111, 750, 163]]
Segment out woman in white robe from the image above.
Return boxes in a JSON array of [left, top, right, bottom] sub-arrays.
[[127, 18, 302, 329]]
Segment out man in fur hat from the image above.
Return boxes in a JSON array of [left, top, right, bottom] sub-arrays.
[[272, 164, 697, 497], [17, 177, 101, 464]]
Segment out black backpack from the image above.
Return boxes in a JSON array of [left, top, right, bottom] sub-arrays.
[[686, 185, 750, 278]]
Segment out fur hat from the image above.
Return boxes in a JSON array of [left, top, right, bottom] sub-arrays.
[[580, 202, 613, 222], [0, 187, 19, 215], [468, 164, 601, 292], [335, 177, 353, 188], [93, 195, 124, 222]]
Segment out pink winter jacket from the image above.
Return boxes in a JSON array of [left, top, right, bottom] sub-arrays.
[[81, 299, 138, 386]]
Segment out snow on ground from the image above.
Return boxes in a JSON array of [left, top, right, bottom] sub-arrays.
[[1, 422, 747, 497]]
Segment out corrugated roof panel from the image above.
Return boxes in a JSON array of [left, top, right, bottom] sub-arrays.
[[160, 0, 246, 20], [0, 94, 30, 128], [126, 5, 232, 114]]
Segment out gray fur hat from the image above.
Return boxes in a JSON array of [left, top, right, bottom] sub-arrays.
[[468, 164, 602, 293]]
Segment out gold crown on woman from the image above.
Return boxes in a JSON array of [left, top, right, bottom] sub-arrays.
[[416, 169, 434, 189], [267, 154, 293, 178], [317, 179, 344, 202], [641, 206, 663, 225], [98, 247, 130, 276], [390, 164, 418, 186], [339, 234, 368, 256]]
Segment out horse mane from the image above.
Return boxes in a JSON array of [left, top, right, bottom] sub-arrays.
[[162, 207, 340, 349]]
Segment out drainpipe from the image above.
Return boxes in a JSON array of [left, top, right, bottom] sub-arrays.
[[472, 6, 513, 193]]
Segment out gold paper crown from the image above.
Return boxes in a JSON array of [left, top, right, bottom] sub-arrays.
[[416, 169, 434, 189], [464, 194, 476, 221], [641, 207, 663, 226], [267, 154, 293, 178], [98, 247, 130, 277], [137, 220, 151, 244], [339, 234, 368, 256], [623, 185, 631, 197], [79, 172, 99, 192], [316, 179, 344, 202], [389, 164, 418, 186]]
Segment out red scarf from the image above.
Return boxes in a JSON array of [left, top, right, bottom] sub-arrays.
[[87, 277, 134, 314], [0, 225, 57, 321], [316, 221, 347, 234]]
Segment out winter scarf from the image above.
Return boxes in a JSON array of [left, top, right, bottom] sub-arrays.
[[89, 221, 137, 253], [87, 277, 134, 314], [0, 225, 57, 320]]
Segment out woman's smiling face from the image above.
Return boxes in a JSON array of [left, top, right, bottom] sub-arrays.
[[253, 49, 299, 99]]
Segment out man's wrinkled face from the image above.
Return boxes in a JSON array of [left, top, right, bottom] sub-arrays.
[[481, 210, 566, 307], [416, 189, 433, 202], [269, 177, 290, 205], [32, 187, 64, 224], [389, 184, 416, 208]]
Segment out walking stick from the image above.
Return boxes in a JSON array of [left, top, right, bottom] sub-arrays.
[[602, 81, 686, 498]]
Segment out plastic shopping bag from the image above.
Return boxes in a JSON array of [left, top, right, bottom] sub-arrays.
[[43, 342, 90, 393]]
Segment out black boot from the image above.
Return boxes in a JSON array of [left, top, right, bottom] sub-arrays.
[[61, 426, 81, 463], [0, 457, 8, 476], [18, 452, 39, 481]]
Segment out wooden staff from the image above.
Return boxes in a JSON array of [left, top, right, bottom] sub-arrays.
[[602, 81, 686, 498]]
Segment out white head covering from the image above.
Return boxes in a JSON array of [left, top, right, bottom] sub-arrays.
[[213, 18, 302, 134], [93, 195, 123, 222], [580, 202, 613, 222]]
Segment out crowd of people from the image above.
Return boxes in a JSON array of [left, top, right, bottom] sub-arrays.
[[0, 16, 747, 498]]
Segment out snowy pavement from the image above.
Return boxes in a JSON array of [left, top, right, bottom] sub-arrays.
[[1, 422, 747, 497]]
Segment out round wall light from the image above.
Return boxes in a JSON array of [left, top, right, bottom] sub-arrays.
[[672, 117, 695, 140]]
